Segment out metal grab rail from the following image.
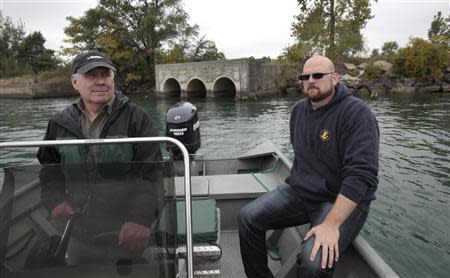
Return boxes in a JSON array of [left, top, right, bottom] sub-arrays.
[[0, 136, 195, 278]]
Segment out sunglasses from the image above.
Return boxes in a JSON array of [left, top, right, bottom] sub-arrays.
[[298, 72, 334, 81]]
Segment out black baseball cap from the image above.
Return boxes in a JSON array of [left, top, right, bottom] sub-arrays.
[[71, 50, 116, 74]]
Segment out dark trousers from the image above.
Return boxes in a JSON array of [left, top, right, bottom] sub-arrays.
[[238, 183, 367, 278]]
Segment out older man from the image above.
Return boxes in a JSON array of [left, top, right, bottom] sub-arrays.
[[37, 50, 163, 264], [238, 55, 379, 277]]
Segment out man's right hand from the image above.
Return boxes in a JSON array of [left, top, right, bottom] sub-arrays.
[[51, 201, 75, 222]]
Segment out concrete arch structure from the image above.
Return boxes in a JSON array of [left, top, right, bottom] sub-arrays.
[[163, 78, 181, 98], [186, 77, 207, 98], [155, 58, 283, 100], [213, 76, 236, 98]]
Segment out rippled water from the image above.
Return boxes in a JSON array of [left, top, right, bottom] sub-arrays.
[[0, 94, 449, 277]]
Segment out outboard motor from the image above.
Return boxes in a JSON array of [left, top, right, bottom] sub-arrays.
[[165, 102, 201, 160]]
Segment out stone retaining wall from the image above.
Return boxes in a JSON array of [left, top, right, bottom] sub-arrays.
[[0, 79, 77, 99]]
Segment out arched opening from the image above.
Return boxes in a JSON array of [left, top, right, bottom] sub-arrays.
[[187, 79, 206, 98], [213, 77, 236, 98], [163, 78, 181, 98]]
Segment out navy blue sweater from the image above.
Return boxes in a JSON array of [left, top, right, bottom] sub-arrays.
[[286, 83, 379, 212]]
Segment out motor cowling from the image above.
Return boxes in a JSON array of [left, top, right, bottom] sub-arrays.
[[165, 102, 201, 160]]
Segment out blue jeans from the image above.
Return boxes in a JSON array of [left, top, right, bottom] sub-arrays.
[[238, 184, 367, 278]]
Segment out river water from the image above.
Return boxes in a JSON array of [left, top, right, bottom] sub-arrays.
[[0, 94, 449, 277]]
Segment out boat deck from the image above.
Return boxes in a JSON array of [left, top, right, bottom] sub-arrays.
[[220, 230, 280, 278]]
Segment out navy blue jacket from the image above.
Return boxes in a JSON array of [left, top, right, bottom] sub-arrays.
[[286, 83, 379, 212]]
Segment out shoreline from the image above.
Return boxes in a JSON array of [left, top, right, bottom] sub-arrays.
[[1, 76, 449, 100]]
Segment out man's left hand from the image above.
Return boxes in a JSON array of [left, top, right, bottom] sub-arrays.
[[118, 222, 151, 250], [304, 222, 340, 269]]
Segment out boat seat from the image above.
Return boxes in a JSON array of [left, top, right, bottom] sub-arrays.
[[174, 172, 284, 199], [174, 176, 210, 197]]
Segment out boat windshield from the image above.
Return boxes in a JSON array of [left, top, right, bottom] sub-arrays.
[[0, 143, 183, 277]]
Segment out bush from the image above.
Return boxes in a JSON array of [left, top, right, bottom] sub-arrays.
[[363, 64, 383, 80], [393, 37, 449, 79], [274, 62, 300, 92], [36, 65, 71, 83], [278, 44, 311, 64], [346, 68, 360, 77]]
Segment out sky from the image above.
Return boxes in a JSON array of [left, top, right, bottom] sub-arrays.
[[1, 0, 449, 59]]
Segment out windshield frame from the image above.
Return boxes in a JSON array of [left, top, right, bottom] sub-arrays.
[[0, 136, 195, 278]]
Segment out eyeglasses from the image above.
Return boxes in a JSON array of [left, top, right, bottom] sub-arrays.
[[298, 72, 334, 81]]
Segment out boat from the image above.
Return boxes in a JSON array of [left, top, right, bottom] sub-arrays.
[[0, 137, 399, 278]]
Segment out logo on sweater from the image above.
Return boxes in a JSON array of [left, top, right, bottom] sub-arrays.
[[320, 129, 331, 142]]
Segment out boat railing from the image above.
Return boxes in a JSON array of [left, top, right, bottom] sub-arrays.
[[0, 136, 195, 278]]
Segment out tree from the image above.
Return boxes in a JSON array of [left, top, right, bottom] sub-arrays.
[[427, 11, 450, 49], [1, 11, 58, 77], [0, 12, 26, 77], [381, 41, 398, 60], [158, 30, 225, 64], [428, 11, 450, 39], [17, 32, 57, 73], [158, 45, 186, 64], [65, 0, 189, 88], [279, 43, 314, 64], [370, 48, 380, 59], [188, 36, 225, 62], [64, 0, 224, 90], [289, 0, 376, 60]]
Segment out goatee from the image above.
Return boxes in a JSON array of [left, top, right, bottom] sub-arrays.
[[306, 87, 334, 103]]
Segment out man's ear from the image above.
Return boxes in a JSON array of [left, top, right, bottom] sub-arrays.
[[71, 75, 78, 90], [332, 73, 340, 86]]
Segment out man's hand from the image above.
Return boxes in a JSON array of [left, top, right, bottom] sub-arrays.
[[51, 201, 75, 222], [118, 222, 151, 250], [304, 222, 340, 269], [303, 194, 357, 269]]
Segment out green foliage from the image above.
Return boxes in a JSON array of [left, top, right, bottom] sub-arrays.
[[158, 35, 225, 64], [278, 43, 313, 62], [188, 36, 225, 62], [289, 0, 376, 62], [347, 68, 359, 77], [64, 0, 225, 91], [274, 62, 301, 92], [381, 41, 399, 60], [393, 37, 449, 79], [0, 11, 57, 78], [35, 64, 71, 83], [0, 12, 25, 55], [370, 48, 380, 59], [428, 11, 449, 39], [429, 34, 450, 51], [158, 45, 186, 64], [427, 11, 450, 50], [17, 32, 58, 72], [363, 64, 383, 80], [1, 12, 26, 77], [63, 9, 105, 53]]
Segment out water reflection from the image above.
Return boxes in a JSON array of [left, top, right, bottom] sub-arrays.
[[367, 95, 450, 277]]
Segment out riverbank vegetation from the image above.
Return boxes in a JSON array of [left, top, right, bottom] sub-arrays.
[[63, 0, 224, 92], [0, 12, 63, 79], [1, 1, 449, 95], [1, 0, 225, 93], [275, 1, 449, 94], [279, 1, 449, 76]]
